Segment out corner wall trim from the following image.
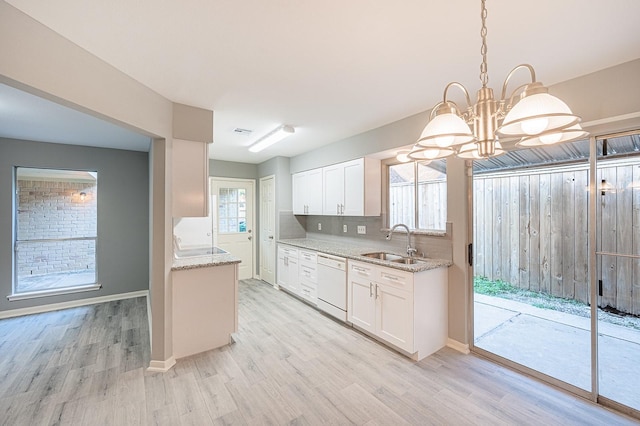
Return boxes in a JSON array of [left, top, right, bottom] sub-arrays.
[[0, 290, 149, 319], [148, 357, 176, 373], [447, 338, 470, 354]]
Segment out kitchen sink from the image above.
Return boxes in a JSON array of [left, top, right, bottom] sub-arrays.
[[361, 252, 404, 261], [361, 252, 426, 264], [390, 257, 426, 265]]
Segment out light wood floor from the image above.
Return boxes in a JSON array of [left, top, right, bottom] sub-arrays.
[[0, 279, 637, 425]]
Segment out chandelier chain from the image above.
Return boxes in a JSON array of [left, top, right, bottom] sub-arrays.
[[479, 0, 489, 87]]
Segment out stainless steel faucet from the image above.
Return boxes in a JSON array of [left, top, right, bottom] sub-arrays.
[[386, 223, 418, 257]]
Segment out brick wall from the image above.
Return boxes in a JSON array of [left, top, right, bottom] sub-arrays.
[[17, 179, 97, 277]]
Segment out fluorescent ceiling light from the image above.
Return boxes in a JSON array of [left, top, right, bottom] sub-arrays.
[[248, 125, 295, 153]]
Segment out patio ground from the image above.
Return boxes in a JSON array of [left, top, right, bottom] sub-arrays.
[[474, 294, 640, 411]]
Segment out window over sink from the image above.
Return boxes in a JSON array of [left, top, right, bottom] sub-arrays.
[[386, 159, 447, 231]]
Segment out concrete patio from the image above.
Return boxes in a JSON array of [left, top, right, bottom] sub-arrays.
[[474, 294, 640, 411]]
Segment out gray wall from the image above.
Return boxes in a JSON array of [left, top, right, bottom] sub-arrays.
[[210, 159, 258, 179], [0, 138, 149, 313]]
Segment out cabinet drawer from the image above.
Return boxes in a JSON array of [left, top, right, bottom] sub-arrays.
[[279, 246, 298, 258], [299, 264, 317, 283], [348, 260, 375, 279], [377, 267, 412, 290], [299, 283, 317, 304], [299, 249, 317, 264]]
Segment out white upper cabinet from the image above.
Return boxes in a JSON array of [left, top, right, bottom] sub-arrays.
[[322, 158, 381, 216], [292, 168, 323, 215], [293, 157, 381, 217], [172, 139, 210, 217]]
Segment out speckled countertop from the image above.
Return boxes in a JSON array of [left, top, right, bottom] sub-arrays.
[[172, 253, 241, 271], [278, 238, 452, 272]]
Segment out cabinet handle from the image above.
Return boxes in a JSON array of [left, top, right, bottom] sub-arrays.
[[353, 266, 368, 274], [375, 284, 379, 299], [369, 282, 373, 297], [381, 273, 400, 281], [284, 257, 288, 266]]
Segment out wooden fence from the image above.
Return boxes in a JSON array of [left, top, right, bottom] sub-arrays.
[[473, 161, 640, 315], [389, 180, 447, 231]]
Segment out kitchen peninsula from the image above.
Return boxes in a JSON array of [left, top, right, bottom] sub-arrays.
[[171, 251, 241, 359]]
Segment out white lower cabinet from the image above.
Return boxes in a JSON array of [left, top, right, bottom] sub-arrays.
[[298, 249, 318, 304], [277, 245, 299, 293], [348, 259, 448, 360]]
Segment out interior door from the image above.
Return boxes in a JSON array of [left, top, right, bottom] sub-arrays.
[[259, 175, 275, 285], [212, 178, 254, 280]]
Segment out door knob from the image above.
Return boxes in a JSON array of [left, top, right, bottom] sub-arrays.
[[248, 236, 252, 240]]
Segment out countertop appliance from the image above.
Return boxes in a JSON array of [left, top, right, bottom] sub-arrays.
[[317, 253, 347, 321]]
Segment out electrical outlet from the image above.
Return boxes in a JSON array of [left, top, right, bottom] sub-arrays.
[[357, 225, 366, 234], [317, 222, 322, 231], [343, 224, 348, 233]]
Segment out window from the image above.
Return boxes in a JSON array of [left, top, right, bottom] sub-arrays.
[[387, 159, 446, 231], [218, 187, 247, 233], [14, 167, 98, 296]]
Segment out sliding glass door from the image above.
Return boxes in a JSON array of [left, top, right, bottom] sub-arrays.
[[595, 134, 640, 412], [472, 130, 640, 415]]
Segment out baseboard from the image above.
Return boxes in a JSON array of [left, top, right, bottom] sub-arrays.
[[0, 290, 149, 319], [447, 338, 470, 354], [147, 357, 176, 373]]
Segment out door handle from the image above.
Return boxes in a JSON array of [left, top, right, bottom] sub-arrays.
[[268, 235, 274, 239], [248, 236, 252, 240]]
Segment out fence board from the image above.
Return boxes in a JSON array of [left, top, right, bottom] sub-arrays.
[[616, 166, 633, 313], [474, 179, 485, 277], [539, 173, 551, 294], [501, 178, 511, 281], [600, 167, 618, 308], [519, 175, 530, 289], [529, 174, 541, 293], [574, 170, 589, 304], [484, 178, 494, 280], [562, 172, 576, 299], [493, 178, 503, 280], [550, 173, 564, 297], [509, 176, 520, 285]]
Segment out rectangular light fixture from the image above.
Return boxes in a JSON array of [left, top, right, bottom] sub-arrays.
[[248, 125, 295, 153]]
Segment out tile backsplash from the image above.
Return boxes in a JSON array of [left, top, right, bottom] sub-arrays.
[[278, 213, 453, 261]]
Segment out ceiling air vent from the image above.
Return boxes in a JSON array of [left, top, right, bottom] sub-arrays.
[[233, 128, 253, 136]]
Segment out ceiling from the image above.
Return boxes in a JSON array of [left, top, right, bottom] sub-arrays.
[[3, 0, 640, 163]]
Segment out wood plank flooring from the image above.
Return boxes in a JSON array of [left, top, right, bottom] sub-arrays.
[[0, 279, 637, 425]]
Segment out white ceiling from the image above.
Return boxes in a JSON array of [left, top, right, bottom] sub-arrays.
[[3, 0, 640, 163]]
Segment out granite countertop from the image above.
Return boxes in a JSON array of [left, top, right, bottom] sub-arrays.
[[172, 252, 241, 271], [278, 238, 452, 272]]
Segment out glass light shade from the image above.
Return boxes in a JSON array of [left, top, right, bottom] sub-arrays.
[[516, 124, 588, 147], [395, 150, 412, 163], [407, 146, 455, 161], [499, 92, 579, 137], [457, 141, 505, 159], [417, 112, 474, 148]]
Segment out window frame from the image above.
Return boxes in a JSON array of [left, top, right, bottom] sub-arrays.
[[383, 157, 447, 232]]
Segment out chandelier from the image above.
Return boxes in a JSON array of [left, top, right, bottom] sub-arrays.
[[402, 0, 587, 162]]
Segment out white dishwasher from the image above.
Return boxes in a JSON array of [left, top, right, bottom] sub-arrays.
[[317, 253, 347, 322]]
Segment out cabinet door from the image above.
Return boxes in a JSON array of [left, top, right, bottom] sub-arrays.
[[286, 256, 299, 293], [292, 173, 306, 215], [342, 159, 364, 216], [376, 283, 413, 352], [348, 275, 376, 334], [276, 248, 287, 288], [172, 139, 209, 217], [322, 163, 344, 215], [306, 168, 324, 215]]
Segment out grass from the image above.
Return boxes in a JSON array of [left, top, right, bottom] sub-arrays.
[[474, 276, 640, 331]]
